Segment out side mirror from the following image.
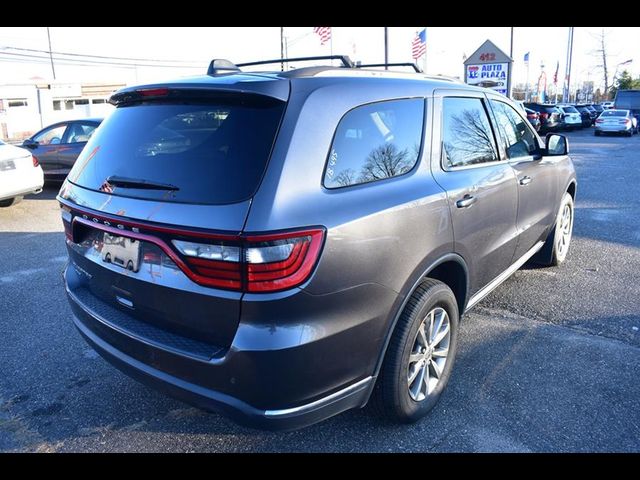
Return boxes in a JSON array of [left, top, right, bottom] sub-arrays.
[[545, 133, 569, 156], [22, 138, 39, 149]]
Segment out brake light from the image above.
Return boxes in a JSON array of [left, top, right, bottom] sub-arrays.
[[137, 87, 169, 97], [596, 119, 604, 123], [169, 230, 324, 292], [245, 230, 324, 292], [32, 155, 39, 167], [539, 112, 549, 121]]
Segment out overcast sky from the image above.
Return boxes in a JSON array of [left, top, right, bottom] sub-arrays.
[[1, 27, 638, 93]]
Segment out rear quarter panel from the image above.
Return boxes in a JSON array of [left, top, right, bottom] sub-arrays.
[[244, 78, 454, 298]]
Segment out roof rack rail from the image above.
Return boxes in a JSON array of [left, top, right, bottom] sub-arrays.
[[356, 62, 423, 73], [237, 55, 354, 69], [207, 59, 241, 75]]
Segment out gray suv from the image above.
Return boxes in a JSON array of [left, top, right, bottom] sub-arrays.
[[58, 56, 576, 430]]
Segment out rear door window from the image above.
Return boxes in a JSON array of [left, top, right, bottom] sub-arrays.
[[67, 97, 285, 205], [441, 97, 499, 168]]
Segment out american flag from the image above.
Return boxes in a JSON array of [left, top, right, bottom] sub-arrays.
[[411, 29, 426, 59], [314, 27, 332, 45]]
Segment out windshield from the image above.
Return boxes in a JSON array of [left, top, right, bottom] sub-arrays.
[[562, 106, 579, 113], [68, 97, 285, 205]]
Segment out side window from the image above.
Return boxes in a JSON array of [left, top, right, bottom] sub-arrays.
[[66, 123, 98, 143], [323, 98, 424, 189], [442, 97, 499, 168], [33, 124, 67, 145], [490, 101, 538, 159]]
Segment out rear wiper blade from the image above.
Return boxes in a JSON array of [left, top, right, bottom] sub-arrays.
[[106, 175, 179, 191]]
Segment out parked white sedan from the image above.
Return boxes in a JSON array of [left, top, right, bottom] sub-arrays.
[[0, 139, 44, 207], [594, 109, 638, 137]]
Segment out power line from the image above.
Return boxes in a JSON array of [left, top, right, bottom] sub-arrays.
[[0, 44, 206, 65], [0, 50, 203, 69]]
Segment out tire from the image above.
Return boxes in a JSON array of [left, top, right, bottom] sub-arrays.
[[127, 260, 134, 271], [372, 278, 459, 423], [540, 193, 574, 267], [0, 196, 23, 208], [594, 130, 600, 136], [105, 253, 111, 263], [626, 130, 633, 137]]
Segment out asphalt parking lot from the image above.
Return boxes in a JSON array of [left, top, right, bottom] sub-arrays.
[[1, 128, 639, 452]]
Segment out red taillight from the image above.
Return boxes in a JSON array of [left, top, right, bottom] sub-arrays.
[[245, 230, 324, 292], [539, 112, 549, 121], [137, 87, 169, 97], [596, 119, 604, 123], [32, 155, 39, 167], [172, 229, 325, 292]]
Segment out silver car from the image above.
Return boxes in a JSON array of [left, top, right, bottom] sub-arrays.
[[594, 109, 638, 136]]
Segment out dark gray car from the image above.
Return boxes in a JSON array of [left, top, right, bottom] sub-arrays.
[[58, 57, 576, 430], [22, 118, 102, 180]]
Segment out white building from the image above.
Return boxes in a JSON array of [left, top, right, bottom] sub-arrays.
[[0, 81, 123, 141]]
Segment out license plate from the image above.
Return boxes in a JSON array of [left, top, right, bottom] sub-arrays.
[[101, 233, 141, 272], [0, 160, 15, 171]]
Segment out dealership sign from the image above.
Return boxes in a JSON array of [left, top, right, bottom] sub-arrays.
[[463, 39, 513, 97], [466, 63, 509, 95]]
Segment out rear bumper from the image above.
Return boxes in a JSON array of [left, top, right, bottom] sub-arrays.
[[64, 263, 394, 430], [0, 166, 44, 201], [595, 125, 632, 133]]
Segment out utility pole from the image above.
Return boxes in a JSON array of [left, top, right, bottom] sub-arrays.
[[563, 27, 574, 103], [280, 27, 284, 71], [508, 27, 514, 97], [46, 27, 56, 80], [384, 27, 389, 69]]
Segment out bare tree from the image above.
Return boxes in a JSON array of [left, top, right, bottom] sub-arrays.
[[590, 29, 615, 98], [359, 143, 412, 182]]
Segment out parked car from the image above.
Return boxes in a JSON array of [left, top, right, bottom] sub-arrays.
[[21, 118, 102, 180], [58, 57, 577, 430], [614, 90, 640, 131], [556, 105, 582, 130], [0, 139, 44, 207], [523, 103, 563, 132], [589, 103, 605, 116], [594, 109, 637, 136], [524, 107, 541, 131], [580, 104, 598, 124], [574, 105, 594, 128], [601, 101, 614, 109]]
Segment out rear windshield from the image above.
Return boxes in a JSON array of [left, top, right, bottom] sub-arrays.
[[67, 97, 285, 205], [562, 106, 579, 113], [615, 91, 640, 110], [601, 110, 627, 117]]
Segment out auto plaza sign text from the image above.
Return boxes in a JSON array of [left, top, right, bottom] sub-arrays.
[[466, 63, 509, 95]]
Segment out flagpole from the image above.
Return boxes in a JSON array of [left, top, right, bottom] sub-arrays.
[[423, 27, 427, 74], [384, 27, 389, 70], [280, 27, 284, 71], [525, 56, 530, 101]]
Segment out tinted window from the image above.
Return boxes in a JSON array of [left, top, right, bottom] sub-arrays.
[[323, 99, 424, 189], [66, 123, 98, 143], [442, 97, 498, 168], [601, 110, 627, 117], [34, 124, 67, 145], [68, 98, 284, 205], [490, 100, 538, 159], [561, 106, 579, 113]]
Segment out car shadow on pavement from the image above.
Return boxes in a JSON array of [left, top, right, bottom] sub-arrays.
[[2, 299, 639, 452]]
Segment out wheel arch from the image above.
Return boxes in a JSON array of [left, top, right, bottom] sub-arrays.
[[371, 253, 469, 380]]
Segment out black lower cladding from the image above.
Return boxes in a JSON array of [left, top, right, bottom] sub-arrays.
[[63, 263, 393, 429]]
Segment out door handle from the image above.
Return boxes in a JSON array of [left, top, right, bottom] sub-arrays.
[[519, 176, 532, 186], [456, 194, 477, 208]]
